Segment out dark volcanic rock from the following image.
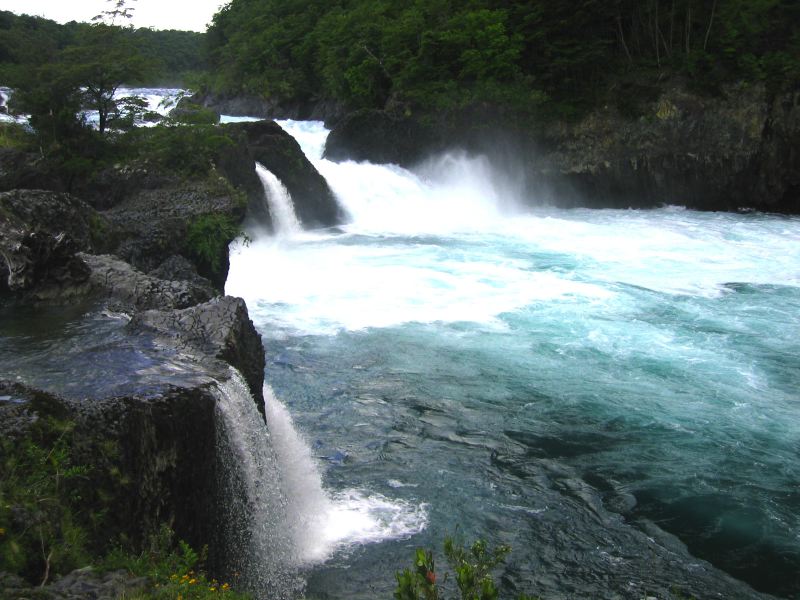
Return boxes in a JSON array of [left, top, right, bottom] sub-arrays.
[[529, 83, 776, 211], [103, 182, 245, 291], [0, 190, 106, 297], [0, 379, 220, 560], [81, 253, 214, 311], [0, 189, 100, 249], [324, 84, 800, 214], [149, 254, 216, 297], [0, 148, 64, 194], [324, 109, 436, 166], [73, 163, 175, 211], [184, 89, 347, 124], [0, 568, 148, 600], [223, 120, 342, 228], [128, 296, 266, 416]]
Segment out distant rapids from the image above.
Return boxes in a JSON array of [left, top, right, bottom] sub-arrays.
[[227, 120, 800, 599]]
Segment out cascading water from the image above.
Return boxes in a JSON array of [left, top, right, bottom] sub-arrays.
[[226, 119, 800, 600], [211, 367, 426, 599], [211, 369, 300, 599], [255, 163, 302, 236]]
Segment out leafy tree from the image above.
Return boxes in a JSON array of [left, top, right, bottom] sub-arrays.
[[59, 23, 150, 133]]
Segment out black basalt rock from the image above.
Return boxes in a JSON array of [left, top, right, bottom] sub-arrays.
[[222, 120, 342, 229], [128, 296, 266, 418], [0, 379, 220, 560], [0, 190, 105, 298]]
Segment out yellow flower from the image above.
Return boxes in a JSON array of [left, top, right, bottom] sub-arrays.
[[221, 583, 230, 590], [189, 578, 197, 585], [0, 528, 5, 536]]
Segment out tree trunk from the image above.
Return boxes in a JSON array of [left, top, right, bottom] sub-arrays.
[[703, 0, 717, 51]]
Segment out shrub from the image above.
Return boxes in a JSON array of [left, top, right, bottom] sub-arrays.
[[0, 418, 92, 585], [185, 213, 246, 276], [103, 526, 249, 600], [394, 536, 540, 600]]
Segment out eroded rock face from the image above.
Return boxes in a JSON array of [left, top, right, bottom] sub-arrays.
[[323, 84, 800, 214], [103, 182, 245, 291], [324, 108, 436, 166], [81, 253, 214, 311], [0, 379, 220, 558], [128, 296, 266, 416], [184, 89, 347, 124], [223, 120, 342, 228], [0, 149, 64, 194], [0, 190, 104, 297]]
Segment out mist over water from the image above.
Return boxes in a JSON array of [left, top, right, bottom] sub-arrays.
[[227, 120, 800, 599]]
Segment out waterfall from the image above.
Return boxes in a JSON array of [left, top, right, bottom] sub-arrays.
[[211, 370, 302, 600], [255, 163, 302, 236], [210, 368, 428, 598]]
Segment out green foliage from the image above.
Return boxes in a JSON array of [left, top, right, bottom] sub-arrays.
[[0, 418, 92, 585], [205, 0, 800, 120], [102, 526, 249, 600], [135, 123, 233, 177], [0, 9, 205, 86], [395, 536, 540, 600], [0, 122, 33, 149], [185, 213, 245, 276]]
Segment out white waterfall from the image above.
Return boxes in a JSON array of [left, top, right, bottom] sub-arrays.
[[212, 370, 301, 599], [211, 368, 426, 598], [255, 163, 302, 236]]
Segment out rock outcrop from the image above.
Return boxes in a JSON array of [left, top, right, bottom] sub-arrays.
[[184, 89, 347, 124], [323, 83, 800, 214], [222, 120, 342, 228], [0, 378, 221, 559], [81, 253, 215, 311], [0, 117, 279, 594], [530, 83, 799, 213], [0, 149, 64, 194], [129, 296, 266, 415], [0, 190, 104, 297], [102, 180, 245, 291]]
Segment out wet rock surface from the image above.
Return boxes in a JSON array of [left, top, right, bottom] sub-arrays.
[[0, 378, 220, 561], [0, 128, 274, 588], [129, 296, 266, 416]]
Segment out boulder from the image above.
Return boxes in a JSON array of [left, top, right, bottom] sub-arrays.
[[324, 108, 436, 166], [128, 296, 266, 417], [0, 190, 106, 297], [222, 120, 342, 228], [81, 253, 215, 311]]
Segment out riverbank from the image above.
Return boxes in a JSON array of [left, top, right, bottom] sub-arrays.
[[0, 117, 339, 598]]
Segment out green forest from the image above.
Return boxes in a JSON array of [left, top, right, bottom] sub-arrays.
[[0, 10, 206, 87], [205, 0, 800, 119]]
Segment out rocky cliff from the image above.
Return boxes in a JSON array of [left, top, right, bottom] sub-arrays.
[[323, 83, 800, 214], [0, 136, 271, 591]]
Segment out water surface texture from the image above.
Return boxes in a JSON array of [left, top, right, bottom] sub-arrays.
[[228, 121, 800, 599]]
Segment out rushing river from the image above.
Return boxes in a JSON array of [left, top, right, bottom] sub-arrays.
[[227, 120, 800, 600]]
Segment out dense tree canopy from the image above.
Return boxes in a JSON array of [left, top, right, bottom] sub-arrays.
[[0, 10, 207, 87], [205, 0, 800, 118]]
